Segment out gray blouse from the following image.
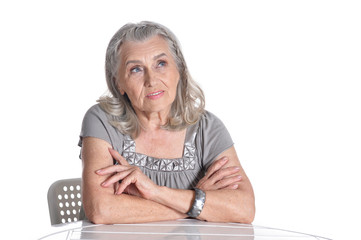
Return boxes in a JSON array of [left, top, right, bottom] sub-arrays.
[[78, 104, 233, 190]]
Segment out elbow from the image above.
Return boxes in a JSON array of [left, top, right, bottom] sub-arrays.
[[235, 205, 255, 224], [87, 211, 107, 225], [83, 198, 112, 224], [235, 196, 256, 224], [241, 206, 255, 224]]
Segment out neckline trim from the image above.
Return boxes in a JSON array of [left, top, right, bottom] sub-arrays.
[[122, 124, 198, 172]]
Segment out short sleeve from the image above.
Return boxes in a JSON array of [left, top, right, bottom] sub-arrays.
[[78, 104, 113, 148], [196, 111, 234, 171]]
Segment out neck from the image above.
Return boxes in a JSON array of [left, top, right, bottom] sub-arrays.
[[135, 108, 170, 132]]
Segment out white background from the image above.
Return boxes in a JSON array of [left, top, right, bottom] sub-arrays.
[[0, 1, 360, 239]]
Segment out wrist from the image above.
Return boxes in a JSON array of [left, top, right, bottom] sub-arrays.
[[186, 188, 206, 218], [149, 185, 165, 202], [151, 187, 196, 214]]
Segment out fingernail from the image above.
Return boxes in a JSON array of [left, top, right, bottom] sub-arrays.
[[232, 184, 239, 189], [237, 175, 242, 179], [96, 169, 102, 174], [101, 182, 106, 186], [221, 157, 228, 163]]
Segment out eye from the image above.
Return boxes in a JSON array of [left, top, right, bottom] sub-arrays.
[[130, 66, 142, 73], [157, 60, 167, 68]]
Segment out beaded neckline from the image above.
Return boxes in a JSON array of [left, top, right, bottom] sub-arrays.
[[122, 124, 198, 172]]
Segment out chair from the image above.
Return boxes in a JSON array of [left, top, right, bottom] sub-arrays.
[[47, 178, 83, 225]]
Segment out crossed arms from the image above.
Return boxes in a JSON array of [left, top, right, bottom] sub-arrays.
[[81, 137, 255, 224]]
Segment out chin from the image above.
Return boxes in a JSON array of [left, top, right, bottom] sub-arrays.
[[144, 104, 171, 113]]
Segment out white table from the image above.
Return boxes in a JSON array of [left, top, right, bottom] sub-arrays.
[[39, 219, 331, 240]]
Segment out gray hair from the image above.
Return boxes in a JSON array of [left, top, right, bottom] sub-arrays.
[[98, 21, 205, 137]]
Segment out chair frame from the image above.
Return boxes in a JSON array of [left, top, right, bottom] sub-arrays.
[[47, 178, 83, 225]]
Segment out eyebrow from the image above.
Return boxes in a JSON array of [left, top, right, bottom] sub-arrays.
[[153, 53, 167, 60], [125, 60, 142, 67], [125, 53, 167, 66]]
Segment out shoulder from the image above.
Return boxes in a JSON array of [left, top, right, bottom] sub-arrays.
[[198, 110, 226, 129], [84, 103, 107, 117], [82, 103, 111, 124], [80, 103, 124, 149], [201, 110, 220, 120], [195, 110, 234, 168], [80, 103, 112, 138], [196, 110, 232, 144]]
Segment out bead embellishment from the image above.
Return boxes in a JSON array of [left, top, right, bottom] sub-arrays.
[[122, 135, 197, 172]]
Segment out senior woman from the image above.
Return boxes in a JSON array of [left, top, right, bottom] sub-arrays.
[[79, 21, 255, 224]]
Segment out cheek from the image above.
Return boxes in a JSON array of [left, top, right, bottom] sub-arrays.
[[173, 74, 181, 93], [167, 69, 180, 86], [167, 79, 180, 101], [124, 82, 144, 100]]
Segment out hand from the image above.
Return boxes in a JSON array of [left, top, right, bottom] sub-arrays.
[[196, 157, 242, 191], [96, 148, 158, 200]]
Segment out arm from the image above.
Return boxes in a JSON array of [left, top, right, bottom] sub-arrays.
[[101, 145, 255, 223], [200, 146, 255, 222], [81, 137, 187, 224], [152, 146, 255, 223]]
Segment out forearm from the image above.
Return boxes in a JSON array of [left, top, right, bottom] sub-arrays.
[[198, 189, 255, 223], [84, 191, 187, 224], [153, 187, 255, 223]]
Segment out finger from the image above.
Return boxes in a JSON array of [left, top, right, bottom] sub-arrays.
[[115, 176, 135, 195], [96, 164, 128, 175], [113, 181, 119, 194], [101, 168, 134, 187], [205, 157, 228, 178], [215, 175, 242, 189], [224, 184, 239, 190], [209, 166, 240, 184], [195, 179, 205, 188], [108, 148, 129, 165]]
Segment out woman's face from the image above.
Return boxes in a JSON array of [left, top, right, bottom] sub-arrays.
[[117, 35, 180, 115]]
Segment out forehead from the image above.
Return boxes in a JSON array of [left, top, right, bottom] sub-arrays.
[[119, 35, 172, 62]]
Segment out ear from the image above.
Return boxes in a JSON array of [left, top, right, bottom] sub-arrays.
[[115, 79, 125, 95], [117, 86, 125, 95]]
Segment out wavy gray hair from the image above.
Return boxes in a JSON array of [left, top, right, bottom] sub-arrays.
[[98, 21, 205, 137]]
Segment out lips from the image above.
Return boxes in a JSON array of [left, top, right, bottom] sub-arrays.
[[146, 91, 164, 97]]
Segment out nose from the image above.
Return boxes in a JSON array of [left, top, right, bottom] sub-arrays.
[[144, 69, 157, 87]]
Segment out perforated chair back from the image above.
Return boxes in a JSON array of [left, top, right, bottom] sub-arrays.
[[47, 178, 83, 225]]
